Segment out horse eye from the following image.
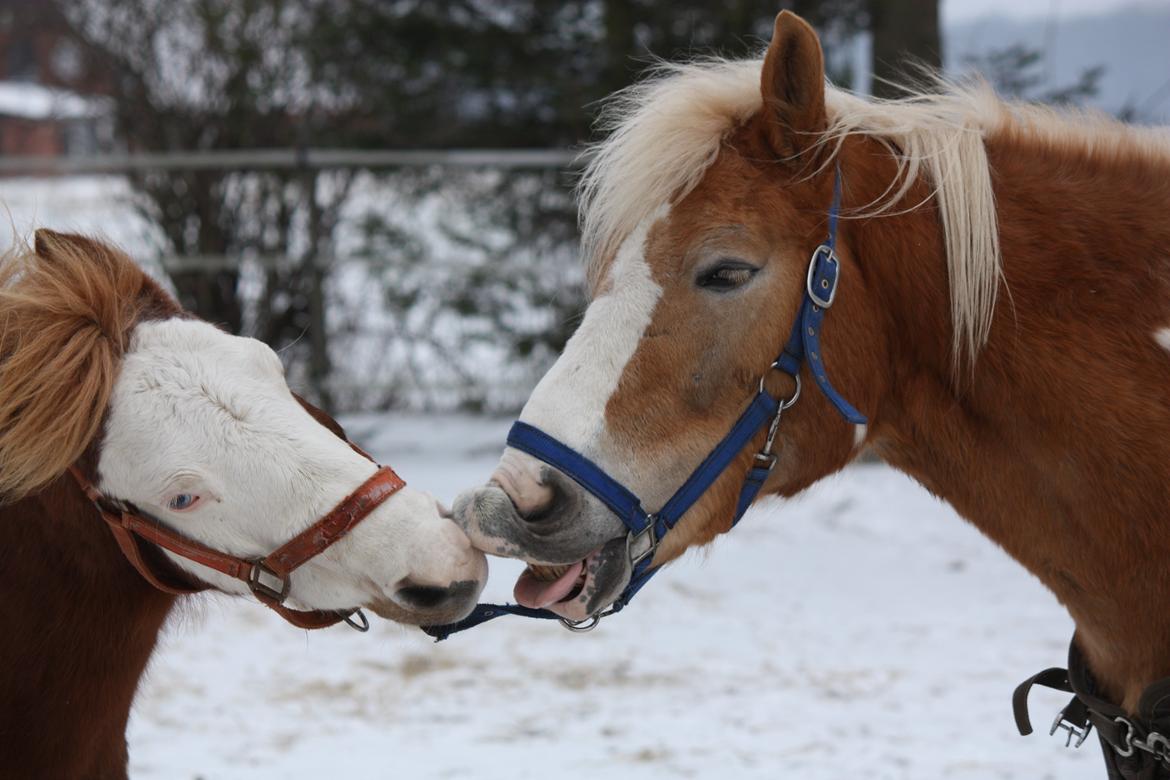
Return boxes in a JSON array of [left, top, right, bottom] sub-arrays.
[[167, 494, 199, 511], [696, 262, 759, 291]]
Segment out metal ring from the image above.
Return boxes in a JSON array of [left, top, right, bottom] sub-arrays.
[[780, 373, 802, 410], [758, 362, 802, 409], [559, 614, 601, 633], [344, 608, 370, 632]]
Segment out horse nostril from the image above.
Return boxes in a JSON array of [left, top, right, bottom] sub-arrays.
[[395, 585, 451, 610], [516, 470, 567, 526], [394, 580, 479, 613]]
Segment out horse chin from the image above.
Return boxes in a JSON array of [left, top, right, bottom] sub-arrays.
[[366, 597, 474, 627], [527, 536, 631, 622], [364, 577, 485, 626]]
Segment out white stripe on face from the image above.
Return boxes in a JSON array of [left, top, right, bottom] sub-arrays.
[[516, 206, 668, 454]]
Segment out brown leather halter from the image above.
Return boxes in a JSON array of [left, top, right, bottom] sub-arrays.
[[68, 462, 405, 630]]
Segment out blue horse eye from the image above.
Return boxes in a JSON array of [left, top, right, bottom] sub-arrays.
[[168, 494, 197, 511]]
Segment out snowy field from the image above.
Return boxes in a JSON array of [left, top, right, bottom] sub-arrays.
[[128, 413, 1102, 780]]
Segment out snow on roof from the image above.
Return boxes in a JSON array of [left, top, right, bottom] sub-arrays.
[[0, 81, 103, 121]]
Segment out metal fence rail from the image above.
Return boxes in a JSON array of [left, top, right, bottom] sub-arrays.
[[0, 147, 579, 176]]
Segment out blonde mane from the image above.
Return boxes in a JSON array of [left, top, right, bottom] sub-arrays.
[[0, 232, 151, 501], [576, 57, 1170, 367]]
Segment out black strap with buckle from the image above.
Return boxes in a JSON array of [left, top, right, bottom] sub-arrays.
[[1014, 638, 1170, 779]]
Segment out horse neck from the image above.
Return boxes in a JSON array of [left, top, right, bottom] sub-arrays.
[[0, 475, 176, 779], [850, 130, 1170, 712]]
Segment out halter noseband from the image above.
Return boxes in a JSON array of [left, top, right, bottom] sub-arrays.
[[69, 451, 405, 632], [424, 166, 866, 641]]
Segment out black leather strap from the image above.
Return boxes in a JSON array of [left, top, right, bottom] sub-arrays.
[[1015, 638, 1170, 779]]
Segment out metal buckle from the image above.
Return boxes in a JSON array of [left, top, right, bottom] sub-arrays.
[[1114, 717, 1137, 758], [753, 452, 778, 467], [806, 244, 839, 309], [1049, 708, 1091, 748], [247, 560, 290, 602], [627, 520, 659, 568]]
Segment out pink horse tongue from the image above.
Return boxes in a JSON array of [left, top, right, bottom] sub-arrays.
[[514, 561, 584, 609]]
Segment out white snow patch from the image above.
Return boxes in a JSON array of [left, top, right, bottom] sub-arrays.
[[0, 81, 103, 120]]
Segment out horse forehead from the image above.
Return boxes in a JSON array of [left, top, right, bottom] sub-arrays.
[[112, 320, 286, 440], [669, 153, 791, 245], [124, 319, 264, 382], [104, 322, 303, 481], [130, 318, 243, 360], [630, 175, 783, 286]]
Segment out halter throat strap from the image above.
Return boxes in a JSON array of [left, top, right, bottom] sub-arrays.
[[423, 165, 866, 641]]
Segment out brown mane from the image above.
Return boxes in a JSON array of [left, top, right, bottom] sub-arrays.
[[0, 231, 177, 501]]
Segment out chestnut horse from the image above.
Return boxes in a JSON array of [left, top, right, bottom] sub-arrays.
[[455, 8, 1170, 771], [0, 231, 486, 778]]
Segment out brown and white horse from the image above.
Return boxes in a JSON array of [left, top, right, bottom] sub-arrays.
[[0, 231, 486, 778], [456, 7, 1170, 733]]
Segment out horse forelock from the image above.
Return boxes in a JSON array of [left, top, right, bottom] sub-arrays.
[[576, 55, 1170, 371], [0, 231, 179, 502]]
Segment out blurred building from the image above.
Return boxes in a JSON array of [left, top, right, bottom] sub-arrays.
[[0, 81, 108, 156], [0, 0, 112, 158]]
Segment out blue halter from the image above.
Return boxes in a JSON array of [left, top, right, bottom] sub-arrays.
[[423, 167, 866, 641]]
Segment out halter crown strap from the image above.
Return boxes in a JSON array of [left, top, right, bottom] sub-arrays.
[[776, 167, 866, 425]]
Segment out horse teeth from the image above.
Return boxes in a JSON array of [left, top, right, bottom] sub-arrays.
[[528, 563, 571, 582]]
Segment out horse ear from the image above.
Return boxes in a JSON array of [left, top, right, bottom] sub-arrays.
[[759, 10, 827, 160], [33, 229, 102, 262], [33, 228, 66, 259]]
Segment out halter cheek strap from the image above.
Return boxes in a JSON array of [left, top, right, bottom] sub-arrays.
[[423, 166, 866, 641], [70, 463, 405, 631], [777, 171, 865, 424]]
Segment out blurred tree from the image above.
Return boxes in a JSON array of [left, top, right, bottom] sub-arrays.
[[39, 1, 884, 411], [963, 43, 1104, 106], [314, 1, 869, 408], [869, 0, 941, 98], [55, 0, 367, 408], [305, 0, 868, 149]]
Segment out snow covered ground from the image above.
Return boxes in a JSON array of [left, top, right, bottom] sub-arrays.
[[128, 413, 1100, 779]]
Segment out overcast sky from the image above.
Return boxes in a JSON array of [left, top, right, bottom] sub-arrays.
[[943, 0, 1165, 23]]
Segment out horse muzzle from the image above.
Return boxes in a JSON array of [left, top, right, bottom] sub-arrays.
[[452, 451, 632, 621]]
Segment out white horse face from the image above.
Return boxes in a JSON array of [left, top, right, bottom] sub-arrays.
[[96, 318, 486, 626]]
